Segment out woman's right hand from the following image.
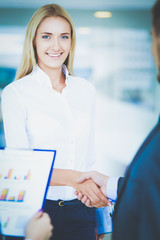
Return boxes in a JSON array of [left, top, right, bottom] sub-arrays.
[[73, 178, 110, 208], [50, 169, 110, 207]]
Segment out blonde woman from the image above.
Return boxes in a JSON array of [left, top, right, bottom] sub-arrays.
[[1, 4, 109, 240]]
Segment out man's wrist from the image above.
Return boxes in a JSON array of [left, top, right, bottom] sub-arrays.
[[106, 177, 119, 201]]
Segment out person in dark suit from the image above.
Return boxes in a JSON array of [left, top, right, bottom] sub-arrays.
[[75, 1, 160, 239]]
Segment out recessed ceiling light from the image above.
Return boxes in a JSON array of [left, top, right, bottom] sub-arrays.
[[94, 11, 112, 18]]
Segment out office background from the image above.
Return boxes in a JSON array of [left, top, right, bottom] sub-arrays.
[[0, 0, 158, 238]]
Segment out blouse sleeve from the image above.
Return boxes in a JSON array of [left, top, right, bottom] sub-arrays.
[[1, 85, 30, 148]]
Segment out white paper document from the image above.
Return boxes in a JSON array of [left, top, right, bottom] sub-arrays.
[[0, 148, 56, 237]]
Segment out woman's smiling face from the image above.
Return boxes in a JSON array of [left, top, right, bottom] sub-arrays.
[[34, 16, 71, 72]]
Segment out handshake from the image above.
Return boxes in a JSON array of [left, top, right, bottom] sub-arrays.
[[74, 171, 111, 208]]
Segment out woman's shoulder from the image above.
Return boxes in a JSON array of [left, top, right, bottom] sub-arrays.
[[2, 73, 34, 95]]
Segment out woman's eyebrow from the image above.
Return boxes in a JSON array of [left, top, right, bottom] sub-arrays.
[[40, 32, 70, 35], [40, 32, 52, 35], [61, 33, 70, 35]]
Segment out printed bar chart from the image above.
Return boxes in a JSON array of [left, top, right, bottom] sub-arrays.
[[13, 176, 22, 180], [3, 169, 13, 179], [24, 170, 31, 180], [7, 169, 13, 179], [8, 196, 16, 202], [3, 217, 10, 228], [17, 191, 25, 202], [0, 189, 25, 202], [0, 148, 56, 237], [0, 169, 31, 180], [0, 189, 9, 200]]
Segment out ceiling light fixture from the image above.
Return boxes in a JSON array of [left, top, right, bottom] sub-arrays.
[[94, 11, 112, 18]]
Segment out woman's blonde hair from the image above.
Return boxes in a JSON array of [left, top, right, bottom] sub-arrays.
[[15, 4, 76, 80]]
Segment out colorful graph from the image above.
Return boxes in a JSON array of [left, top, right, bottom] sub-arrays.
[[3, 169, 13, 179], [0, 189, 9, 200], [8, 196, 16, 201], [24, 170, 31, 180], [7, 169, 13, 179], [17, 191, 25, 202], [3, 217, 10, 228], [0, 189, 25, 202], [0, 169, 31, 180]]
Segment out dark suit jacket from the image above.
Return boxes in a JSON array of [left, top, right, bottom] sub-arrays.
[[112, 117, 160, 240]]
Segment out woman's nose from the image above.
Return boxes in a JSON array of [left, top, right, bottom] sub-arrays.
[[50, 38, 60, 51]]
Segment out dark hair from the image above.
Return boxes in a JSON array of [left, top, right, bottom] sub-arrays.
[[152, 0, 160, 82], [152, 0, 160, 36]]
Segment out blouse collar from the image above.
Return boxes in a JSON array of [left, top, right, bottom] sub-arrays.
[[32, 64, 69, 88]]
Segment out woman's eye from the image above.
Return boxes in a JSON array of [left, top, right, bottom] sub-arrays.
[[42, 35, 50, 39], [61, 35, 69, 40]]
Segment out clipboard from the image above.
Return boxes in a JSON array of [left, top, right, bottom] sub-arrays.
[[0, 147, 56, 237]]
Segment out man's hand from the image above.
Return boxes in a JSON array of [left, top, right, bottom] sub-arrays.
[[77, 171, 109, 195], [75, 171, 110, 207], [73, 178, 110, 208], [25, 211, 53, 240]]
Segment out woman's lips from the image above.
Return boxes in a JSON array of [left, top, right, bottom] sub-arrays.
[[47, 53, 62, 57]]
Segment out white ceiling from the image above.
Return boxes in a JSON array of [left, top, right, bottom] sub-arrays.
[[0, 0, 156, 10]]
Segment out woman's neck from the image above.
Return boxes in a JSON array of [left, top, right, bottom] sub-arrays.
[[39, 64, 66, 93]]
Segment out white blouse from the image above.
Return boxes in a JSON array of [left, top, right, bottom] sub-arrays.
[[1, 65, 96, 200]]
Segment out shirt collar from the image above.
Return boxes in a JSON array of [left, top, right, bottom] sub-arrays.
[[32, 64, 69, 88]]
